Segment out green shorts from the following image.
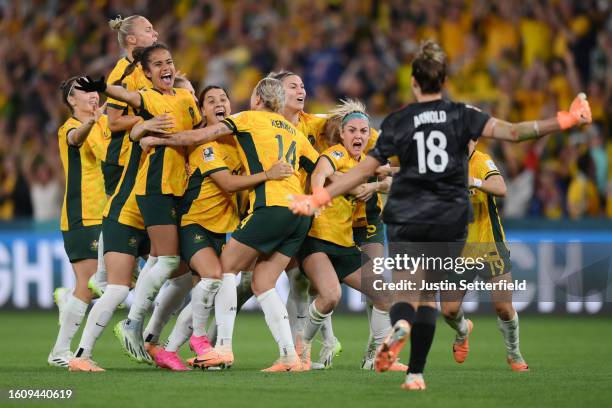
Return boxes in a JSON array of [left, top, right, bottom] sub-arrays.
[[353, 220, 385, 246], [449, 252, 511, 284], [298, 236, 368, 281], [102, 217, 150, 258], [231, 206, 311, 257], [136, 194, 179, 227], [102, 162, 124, 197], [62, 225, 102, 263], [180, 223, 227, 264]]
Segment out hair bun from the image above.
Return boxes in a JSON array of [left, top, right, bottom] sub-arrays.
[[108, 16, 124, 30], [418, 40, 445, 64]]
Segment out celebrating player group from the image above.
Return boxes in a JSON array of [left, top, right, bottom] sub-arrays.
[[48, 14, 592, 391]]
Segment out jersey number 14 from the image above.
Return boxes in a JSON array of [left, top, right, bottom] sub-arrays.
[[413, 131, 449, 173], [275, 135, 297, 167]]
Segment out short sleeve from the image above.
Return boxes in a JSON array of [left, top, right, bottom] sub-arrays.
[[462, 104, 491, 141], [222, 111, 252, 134], [481, 155, 501, 180], [368, 118, 395, 164], [106, 68, 129, 110], [187, 96, 202, 128], [298, 134, 320, 173]]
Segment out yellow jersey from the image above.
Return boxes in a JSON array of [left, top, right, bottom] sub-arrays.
[[464, 150, 510, 273], [105, 57, 152, 167], [58, 117, 107, 231], [222, 110, 319, 212], [295, 111, 327, 151], [134, 87, 202, 197], [309, 144, 362, 247], [103, 142, 147, 229], [180, 141, 242, 233], [353, 128, 383, 228]]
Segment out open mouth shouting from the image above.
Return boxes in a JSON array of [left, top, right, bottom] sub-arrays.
[[161, 72, 173, 87], [214, 106, 227, 121]]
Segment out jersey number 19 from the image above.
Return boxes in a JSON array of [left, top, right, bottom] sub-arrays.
[[413, 131, 448, 174]]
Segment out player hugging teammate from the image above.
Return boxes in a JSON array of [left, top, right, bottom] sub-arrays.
[[50, 15, 592, 390]]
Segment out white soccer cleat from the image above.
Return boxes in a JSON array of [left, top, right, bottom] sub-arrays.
[[311, 337, 342, 370], [48, 350, 74, 368], [114, 319, 152, 364]]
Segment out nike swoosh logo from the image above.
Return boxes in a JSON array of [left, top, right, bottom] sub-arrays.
[[296, 315, 307, 319], [95, 323, 106, 328]]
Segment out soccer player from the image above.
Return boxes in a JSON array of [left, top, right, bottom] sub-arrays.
[[296, 103, 405, 372], [152, 85, 294, 370], [49, 77, 107, 367], [72, 43, 201, 366], [140, 77, 319, 371], [289, 40, 591, 390], [440, 139, 528, 372], [88, 14, 158, 297]]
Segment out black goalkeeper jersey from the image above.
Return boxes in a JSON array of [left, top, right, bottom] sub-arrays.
[[369, 99, 491, 226]]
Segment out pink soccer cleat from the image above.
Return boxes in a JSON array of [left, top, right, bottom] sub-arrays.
[[189, 334, 213, 356], [154, 349, 190, 371]]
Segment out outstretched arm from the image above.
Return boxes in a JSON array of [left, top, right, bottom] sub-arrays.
[[140, 122, 233, 150], [210, 161, 294, 193], [482, 93, 592, 143], [75, 76, 141, 110], [469, 174, 506, 197]]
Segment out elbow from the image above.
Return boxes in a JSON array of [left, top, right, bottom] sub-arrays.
[[495, 184, 507, 198]]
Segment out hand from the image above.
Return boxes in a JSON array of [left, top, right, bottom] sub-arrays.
[[144, 114, 174, 134], [354, 183, 376, 202], [557, 93, 592, 129], [288, 187, 331, 216], [75, 76, 107, 93], [375, 165, 392, 177], [93, 102, 105, 122], [265, 161, 294, 180], [140, 136, 155, 153]]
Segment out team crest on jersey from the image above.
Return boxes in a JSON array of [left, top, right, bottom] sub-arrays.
[[330, 150, 344, 159], [203, 147, 215, 162], [90, 240, 99, 251], [188, 106, 195, 122], [308, 134, 316, 145]]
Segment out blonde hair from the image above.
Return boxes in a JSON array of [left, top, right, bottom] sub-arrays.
[[254, 78, 285, 113], [109, 15, 145, 49], [323, 99, 368, 145]]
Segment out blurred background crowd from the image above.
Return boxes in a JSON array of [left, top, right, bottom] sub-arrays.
[[0, 0, 610, 222]]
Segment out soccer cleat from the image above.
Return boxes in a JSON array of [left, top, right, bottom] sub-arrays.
[[68, 357, 105, 372], [261, 357, 303, 372], [192, 348, 234, 370], [375, 319, 411, 372], [189, 334, 213, 356], [114, 319, 152, 365], [311, 338, 342, 370], [453, 319, 473, 364], [53, 287, 71, 325], [144, 342, 163, 360], [87, 277, 105, 298], [154, 349, 190, 371], [400, 373, 426, 390], [47, 350, 73, 368], [295, 334, 312, 371], [388, 361, 409, 372], [507, 356, 529, 372]]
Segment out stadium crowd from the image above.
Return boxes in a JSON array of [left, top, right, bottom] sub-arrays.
[[0, 0, 610, 221]]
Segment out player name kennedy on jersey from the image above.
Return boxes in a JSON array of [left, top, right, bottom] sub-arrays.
[[413, 110, 447, 128]]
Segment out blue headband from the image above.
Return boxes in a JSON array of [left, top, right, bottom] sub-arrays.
[[341, 111, 369, 127]]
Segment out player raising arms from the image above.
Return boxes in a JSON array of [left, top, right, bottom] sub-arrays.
[[289, 40, 591, 390], [48, 77, 107, 367], [140, 77, 319, 371], [295, 102, 404, 372], [440, 139, 528, 372], [72, 43, 200, 366], [88, 14, 158, 297], [152, 85, 294, 370]]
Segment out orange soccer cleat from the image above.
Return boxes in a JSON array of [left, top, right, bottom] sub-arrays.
[[68, 357, 105, 372], [144, 342, 163, 360], [192, 348, 234, 370], [507, 356, 529, 372], [400, 374, 426, 391], [261, 357, 303, 373], [453, 319, 474, 364], [388, 360, 409, 372], [375, 320, 411, 372]]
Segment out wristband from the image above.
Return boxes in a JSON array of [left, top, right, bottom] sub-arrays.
[[473, 178, 482, 188]]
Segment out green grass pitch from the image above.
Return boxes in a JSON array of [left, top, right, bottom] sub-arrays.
[[1, 311, 611, 407]]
